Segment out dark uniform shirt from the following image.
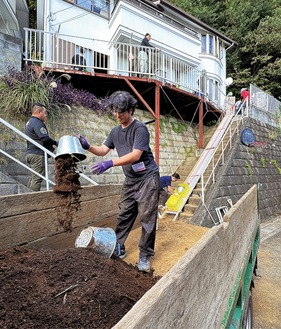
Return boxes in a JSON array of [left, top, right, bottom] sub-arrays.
[[25, 116, 57, 156]]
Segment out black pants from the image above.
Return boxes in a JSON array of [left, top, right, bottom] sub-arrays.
[[159, 188, 169, 206], [115, 173, 160, 258]]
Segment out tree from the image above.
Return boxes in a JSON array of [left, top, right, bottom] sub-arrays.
[[26, 0, 37, 29], [170, 0, 281, 99]]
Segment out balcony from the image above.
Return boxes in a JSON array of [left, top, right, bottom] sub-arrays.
[[24, 28, 223, 109]]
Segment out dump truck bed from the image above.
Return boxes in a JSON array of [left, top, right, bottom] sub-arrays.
[[114, 185, 259, 329]]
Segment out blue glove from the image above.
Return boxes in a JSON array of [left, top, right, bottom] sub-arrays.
[[91, 160, 114, 175], [77, 134, 90, 150]]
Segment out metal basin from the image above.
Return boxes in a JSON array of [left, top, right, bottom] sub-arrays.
[[55, 135, 86, 161]]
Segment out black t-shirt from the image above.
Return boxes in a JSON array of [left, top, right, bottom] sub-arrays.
[[25, 116, 57, 155], [104, 119, 158, 181]]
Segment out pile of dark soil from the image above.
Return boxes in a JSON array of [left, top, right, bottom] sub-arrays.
[[0, 247, 159, 329]]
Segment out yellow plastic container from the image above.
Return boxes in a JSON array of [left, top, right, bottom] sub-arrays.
[[165, 183, 191, 212]]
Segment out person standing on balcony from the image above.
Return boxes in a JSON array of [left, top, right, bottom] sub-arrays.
[[71, 47, 87, 71], [139, 33, 157, 76], [25, 103, 58, 192], [77, 90, 160, 273]]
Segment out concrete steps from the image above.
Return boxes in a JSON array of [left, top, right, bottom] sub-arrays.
[[0, 171, 32, 196]]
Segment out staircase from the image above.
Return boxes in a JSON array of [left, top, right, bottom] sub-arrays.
[[172, 125, 218, 221], [164, 109, 242, 222], [0, 172, 32, 196]]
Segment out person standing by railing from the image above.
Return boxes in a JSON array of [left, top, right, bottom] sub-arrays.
[[71, 47, 87, 71], [25, 103, 58, 191], [241, 87, 250, 102], [138, 33, 158, 76]]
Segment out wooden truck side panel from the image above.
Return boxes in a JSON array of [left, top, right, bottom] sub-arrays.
[[113, 185, 259, 329]]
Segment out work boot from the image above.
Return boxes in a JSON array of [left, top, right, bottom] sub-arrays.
[[138, 255, 151, 273], [114, 243, 127, 259]]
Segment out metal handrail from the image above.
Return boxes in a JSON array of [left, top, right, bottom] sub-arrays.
[[165, 98, 248, 221], [199, 99, 249, 203], [0, 117, 98, 191]]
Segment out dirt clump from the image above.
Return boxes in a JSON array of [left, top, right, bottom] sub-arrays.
[[53, 157, 82, 231], [53, 157, 81, 193], [0, 246, 159, 329]]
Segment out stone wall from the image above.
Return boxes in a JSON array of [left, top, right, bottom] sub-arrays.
[[0, 33, 22, 75], [191, 117, 281, 226], [0, 106, 199, 188]]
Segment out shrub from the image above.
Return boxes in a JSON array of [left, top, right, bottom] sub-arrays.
[[0, 67, 108, 120]]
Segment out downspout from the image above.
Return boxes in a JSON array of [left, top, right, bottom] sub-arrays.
[[225, 42, 235, 52], [198, 99, 204, 148], [155, 84, 161, 165]]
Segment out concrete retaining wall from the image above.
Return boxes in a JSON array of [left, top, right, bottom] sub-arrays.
[[192, 117, 281, 226], [113, 185, 259, 329], [0, 107, 199, 189], [0, 184, 122, 251]]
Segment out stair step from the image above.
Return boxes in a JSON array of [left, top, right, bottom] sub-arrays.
[[188, 195, 201, 206], [184, 203, 197, 213], [179, 211, 194, 223]]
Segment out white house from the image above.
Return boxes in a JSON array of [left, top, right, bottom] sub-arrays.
[[32, 0, 235, 109], [0, 0, 29, 74]]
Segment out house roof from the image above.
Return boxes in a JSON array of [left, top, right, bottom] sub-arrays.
[[146, 0, 236, 45]]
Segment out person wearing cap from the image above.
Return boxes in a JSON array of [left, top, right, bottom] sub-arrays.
[[25, 103, 58, 191], [78, 90, 160, 273], [240, 87, 250, 102]]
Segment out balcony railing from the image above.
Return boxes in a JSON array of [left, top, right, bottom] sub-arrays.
[[24, 28, 224, 108]]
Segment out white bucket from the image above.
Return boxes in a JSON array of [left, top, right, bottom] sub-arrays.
[[75, 226, 116, 258]]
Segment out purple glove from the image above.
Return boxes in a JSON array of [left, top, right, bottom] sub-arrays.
[[91, 160, 114, 175], [77, 134, 90, 150]]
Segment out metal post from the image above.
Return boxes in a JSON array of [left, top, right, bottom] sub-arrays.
[[155, 84, 161, 165], [201, 173, 204, 204]]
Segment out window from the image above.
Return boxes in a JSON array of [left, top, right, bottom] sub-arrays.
[[75, 0, 108, 14], [209, 35, 213, 54], [201, 35, 206, 53], [215, 81, 219, 103], [208, 79, 213, 100], [219, 41, 223, 59], [76, 0, 93, 11]]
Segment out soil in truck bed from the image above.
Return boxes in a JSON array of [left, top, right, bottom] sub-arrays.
[[0, 217, 207, 329]]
